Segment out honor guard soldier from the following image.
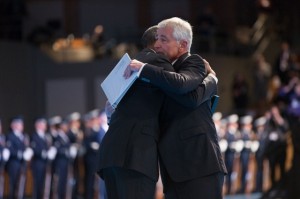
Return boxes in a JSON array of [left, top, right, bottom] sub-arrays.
[[213, 112, 228, 155], [49, 116, 62, 143], [224, 114, 240, 194], [6, 116, 33, 199], [30, 117, 55, 199], [238, 115, 254, 193], [0, 119, 10, 199], [53, 119, 74, 199], [47, 116, 62, 199], [96, 110, 108, 199], [253, 116, 267, 193], [83, 109, 105, 199], [66, 112, 83, 198], [66, 112, 83, 144]]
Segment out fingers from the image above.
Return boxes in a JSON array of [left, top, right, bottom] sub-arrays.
[[203, 59, 216, 76], [123, 59, 144, 79], [203, 58, 211, 72], [123, 66, 133, 79]]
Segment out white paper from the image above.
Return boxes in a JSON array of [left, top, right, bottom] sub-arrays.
[[101, 53, 138, 108]]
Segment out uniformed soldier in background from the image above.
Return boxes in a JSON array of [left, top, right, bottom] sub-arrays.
[[47, 116, 62, 199], [224, 114, 240, 194], [213, 112, 228, 156], [253, 116, 268, 193], [49, 116, 62, 143], [30, 117, 53, 199], [83, 109, 102, 199], [238, 115, 254, 193], [53, 119, 73, 199], [96, 110, 108, 199], [6, 116, 32, 199], [0, 119, 10, 199], [66, 112, 84, 199]]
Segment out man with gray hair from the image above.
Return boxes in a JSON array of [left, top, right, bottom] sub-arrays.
[[128, 17, 226, 199], [98, 21, 218, 199]]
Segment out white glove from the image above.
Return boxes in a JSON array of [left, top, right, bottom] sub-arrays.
[[90, 142, 100, 150], [269, 132, 278, 141], [251, 141, 260, 153], [235, 140, 244, 153], [69, 145, 78, 158], [47, 146, 57, 160], [219, 139, 228, 153], [23, 147, 34, 161], [2, 148, 10, 161]]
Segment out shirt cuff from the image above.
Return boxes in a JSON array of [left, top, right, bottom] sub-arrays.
[[137, 63, 147, 77], [208, 73, 218, 84]]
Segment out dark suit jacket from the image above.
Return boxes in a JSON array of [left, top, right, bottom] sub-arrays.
[[140, 53, 227, 182], [98, 48, 175, 181], [98, 50, 217, 181]]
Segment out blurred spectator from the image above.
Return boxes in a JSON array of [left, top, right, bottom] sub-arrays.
[[273, 41, 291, 85], [91, 25, 106, 58], [267, 75, 282, 103], [281, 78, 300, 199], [264, 105, 289, 187]]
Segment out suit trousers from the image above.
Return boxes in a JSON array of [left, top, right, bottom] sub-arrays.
[[102, 167, 156, 199], [161, 167, 224, 199]]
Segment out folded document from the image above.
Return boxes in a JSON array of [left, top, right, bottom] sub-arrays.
[[101, 53, 138, 108]]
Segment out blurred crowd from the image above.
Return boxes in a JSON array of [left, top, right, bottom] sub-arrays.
[[0, 109, 109, 199], [221, 41, 300, 198]]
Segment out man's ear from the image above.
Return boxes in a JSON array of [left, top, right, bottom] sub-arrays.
[[179, 40, 188, 49]]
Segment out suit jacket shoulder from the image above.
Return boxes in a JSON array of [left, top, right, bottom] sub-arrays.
[[135, 48, 174, 72], [140, 53, 206, 94]]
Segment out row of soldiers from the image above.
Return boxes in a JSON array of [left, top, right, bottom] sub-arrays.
[[0, 109, 108, 199], [213, 104, 289, 195]]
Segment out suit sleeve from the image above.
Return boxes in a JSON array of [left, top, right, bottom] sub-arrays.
[[166, 75, 218, 108], [139, 54, 206, 94]]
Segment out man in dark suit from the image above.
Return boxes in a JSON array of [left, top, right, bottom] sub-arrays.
[[98, 25, 175, 199], [98, 25, 217, 199], [128, 17, 227, 199]]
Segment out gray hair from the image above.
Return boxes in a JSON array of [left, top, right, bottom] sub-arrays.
[[157, 17, 193, 52]]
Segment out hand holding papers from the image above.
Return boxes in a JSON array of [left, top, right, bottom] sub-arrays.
[[101, 53, 138, 108]]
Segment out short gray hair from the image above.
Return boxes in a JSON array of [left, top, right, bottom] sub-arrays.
[[157, 17, 193, 52]]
